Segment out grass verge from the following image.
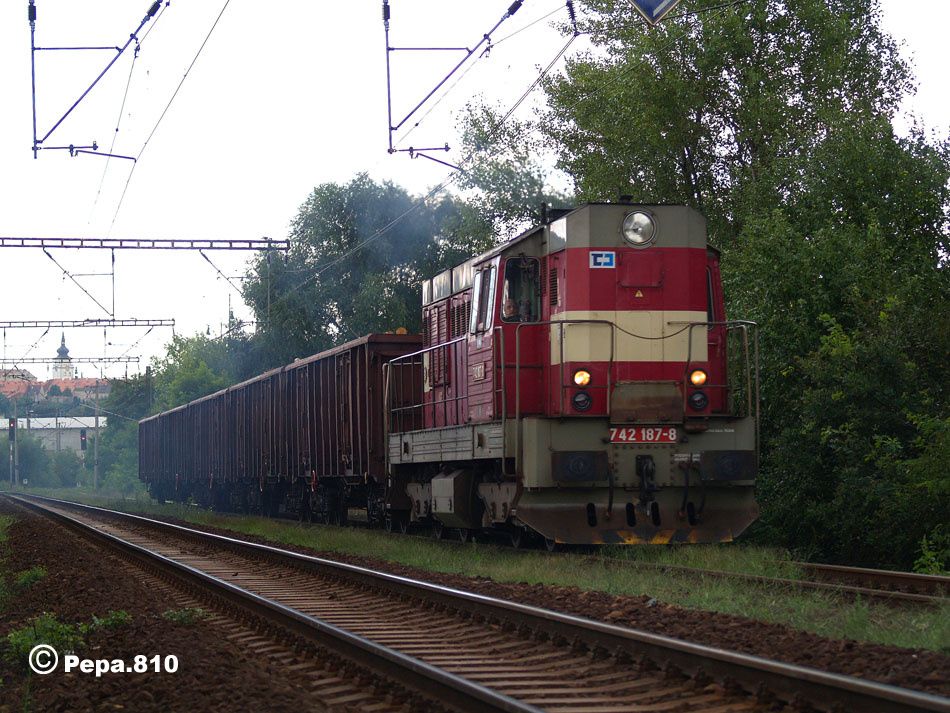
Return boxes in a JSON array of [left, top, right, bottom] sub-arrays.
[[8, 486, 949, 653]]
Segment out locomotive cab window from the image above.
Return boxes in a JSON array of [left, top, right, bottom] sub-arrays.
[[501, 257, 540, 323], [470, 265, 496, 333]]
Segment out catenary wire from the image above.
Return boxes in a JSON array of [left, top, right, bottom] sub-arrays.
[[43, 250, 112, 316], [116, 326, 154, 359], [278, 30, 581, 303], [200, 250, 244, 296], [109, 0, 233, 234], [89, 1, 171, 224], [393, 1, 570, 152]]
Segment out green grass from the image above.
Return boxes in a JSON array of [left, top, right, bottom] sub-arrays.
[[14, 566, 46, 590], [162, 607, 209, 626], [9, 485, 950, 653]]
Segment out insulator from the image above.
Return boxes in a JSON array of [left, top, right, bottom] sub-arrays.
[[28, 2, 36, 23], [566, 0, 577, 26], [147, 1, 161, 18], [382, 1, 390, 22], [507, 1, 522, 17]]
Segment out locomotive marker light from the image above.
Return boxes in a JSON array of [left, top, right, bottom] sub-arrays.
[[689, 369, 707, 386], [572, 391, 593, 411], [627, 0, 682, 27], [573, 369, 592, 387], [688, 391, 709, 410], [621, 211, 657, 246]]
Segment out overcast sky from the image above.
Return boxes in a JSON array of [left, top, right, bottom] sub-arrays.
[[0, 1, 946, 380]]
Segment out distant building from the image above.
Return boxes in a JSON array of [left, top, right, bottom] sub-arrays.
[[0, 336, 110, 406], [0, 370, 38, 400], [52, 333, 74, 379], [0, 368, 37, 382], [22, 416, 107, 453]]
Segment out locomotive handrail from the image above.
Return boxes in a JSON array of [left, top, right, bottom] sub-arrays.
[[387, 336, 468, 435], [674, 319, 760, 456]]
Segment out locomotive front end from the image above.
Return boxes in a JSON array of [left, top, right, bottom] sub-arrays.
[[387, 203, 758, 546], [513, 204, 759, 545]]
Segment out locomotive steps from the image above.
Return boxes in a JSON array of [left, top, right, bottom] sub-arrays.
[[8, 494, 949, 713]]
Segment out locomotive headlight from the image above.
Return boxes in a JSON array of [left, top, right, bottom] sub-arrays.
[[688, 391, 708, 411], [573, 369, 591, 387], [689, 369, 707, 386], [572, 391, 593, 412], [621, 211, 656, 246]]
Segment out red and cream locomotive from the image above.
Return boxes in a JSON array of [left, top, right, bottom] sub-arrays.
[[139, 203, 759, 546]]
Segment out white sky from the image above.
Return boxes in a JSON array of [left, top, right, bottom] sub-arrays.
[[0, 0, 946, 380]]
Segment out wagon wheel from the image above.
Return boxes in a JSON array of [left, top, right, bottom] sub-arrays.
[[384, 515, 396, 533], [398, 517, 411, 535], [431, 520, 444, 540]]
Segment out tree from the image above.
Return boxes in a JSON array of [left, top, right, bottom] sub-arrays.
[[526, 0, 949, 567], [242, 174, 498, 368]]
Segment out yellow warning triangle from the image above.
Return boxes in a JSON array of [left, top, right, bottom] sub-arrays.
[[634, 290, 644, 298]]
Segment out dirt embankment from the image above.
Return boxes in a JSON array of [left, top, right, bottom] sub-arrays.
[[0, 502, 328, 713]]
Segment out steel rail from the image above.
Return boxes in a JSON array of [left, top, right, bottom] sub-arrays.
[[7, 495, 538, 713], [799, 561, 950, 597], [13, 494, 950, 713], [582, 555, 949, 606]]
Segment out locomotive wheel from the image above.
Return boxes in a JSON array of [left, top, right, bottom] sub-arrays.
[[458, 528, 473, 544], [544, 537, 560, 552], [509, 528, 525, 549], [399, 518, 411, 535], [431, 520, 444, 540]]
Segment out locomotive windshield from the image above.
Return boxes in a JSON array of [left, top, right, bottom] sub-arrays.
[[501, 257, 540, 323]]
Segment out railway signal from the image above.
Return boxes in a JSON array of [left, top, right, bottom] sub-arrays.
[[7, 418, 15, 442], [80, 428, 88, 451]]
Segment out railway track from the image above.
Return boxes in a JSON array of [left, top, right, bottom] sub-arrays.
[[7, 494, 949, 713], [584, 553, 950, 607]]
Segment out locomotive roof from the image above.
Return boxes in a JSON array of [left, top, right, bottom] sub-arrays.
[[421, 203, 702, 305], [139, 332, 421, 424]]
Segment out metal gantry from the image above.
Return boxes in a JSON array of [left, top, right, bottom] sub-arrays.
[[0, 319, 175, 329], [0, 356, 140, 365], [0, 237, 289, 250]]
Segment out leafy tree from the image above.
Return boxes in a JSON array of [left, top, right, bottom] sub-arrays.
[[50, 449, 83, 487], [456, 105, 571, 236], [524, 0, 949, 566], [0, 433, 51, 487], [151, 336, 232, 413], [242, 174, 498, 368]]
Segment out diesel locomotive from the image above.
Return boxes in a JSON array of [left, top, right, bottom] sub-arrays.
[[139, 203, 759, 546]]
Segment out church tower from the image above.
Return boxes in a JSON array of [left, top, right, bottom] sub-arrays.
[[52, 333, 74, 379]]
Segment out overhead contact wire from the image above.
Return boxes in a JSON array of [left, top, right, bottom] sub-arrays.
[[43, 249, 113, 316], [282, 25, 580, 301], [109, 0, 233, 234]]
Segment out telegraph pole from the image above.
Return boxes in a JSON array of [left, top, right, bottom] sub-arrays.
[[12, 401, 19, 486], [7, 417, 14, 488], [94, 376, 100, 489]]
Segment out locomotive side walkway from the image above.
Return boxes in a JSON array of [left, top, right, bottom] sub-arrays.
[[7, 494, 949, 713]]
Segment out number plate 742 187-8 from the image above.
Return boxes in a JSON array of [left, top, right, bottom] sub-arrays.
[[609, 426, 678, 443]]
